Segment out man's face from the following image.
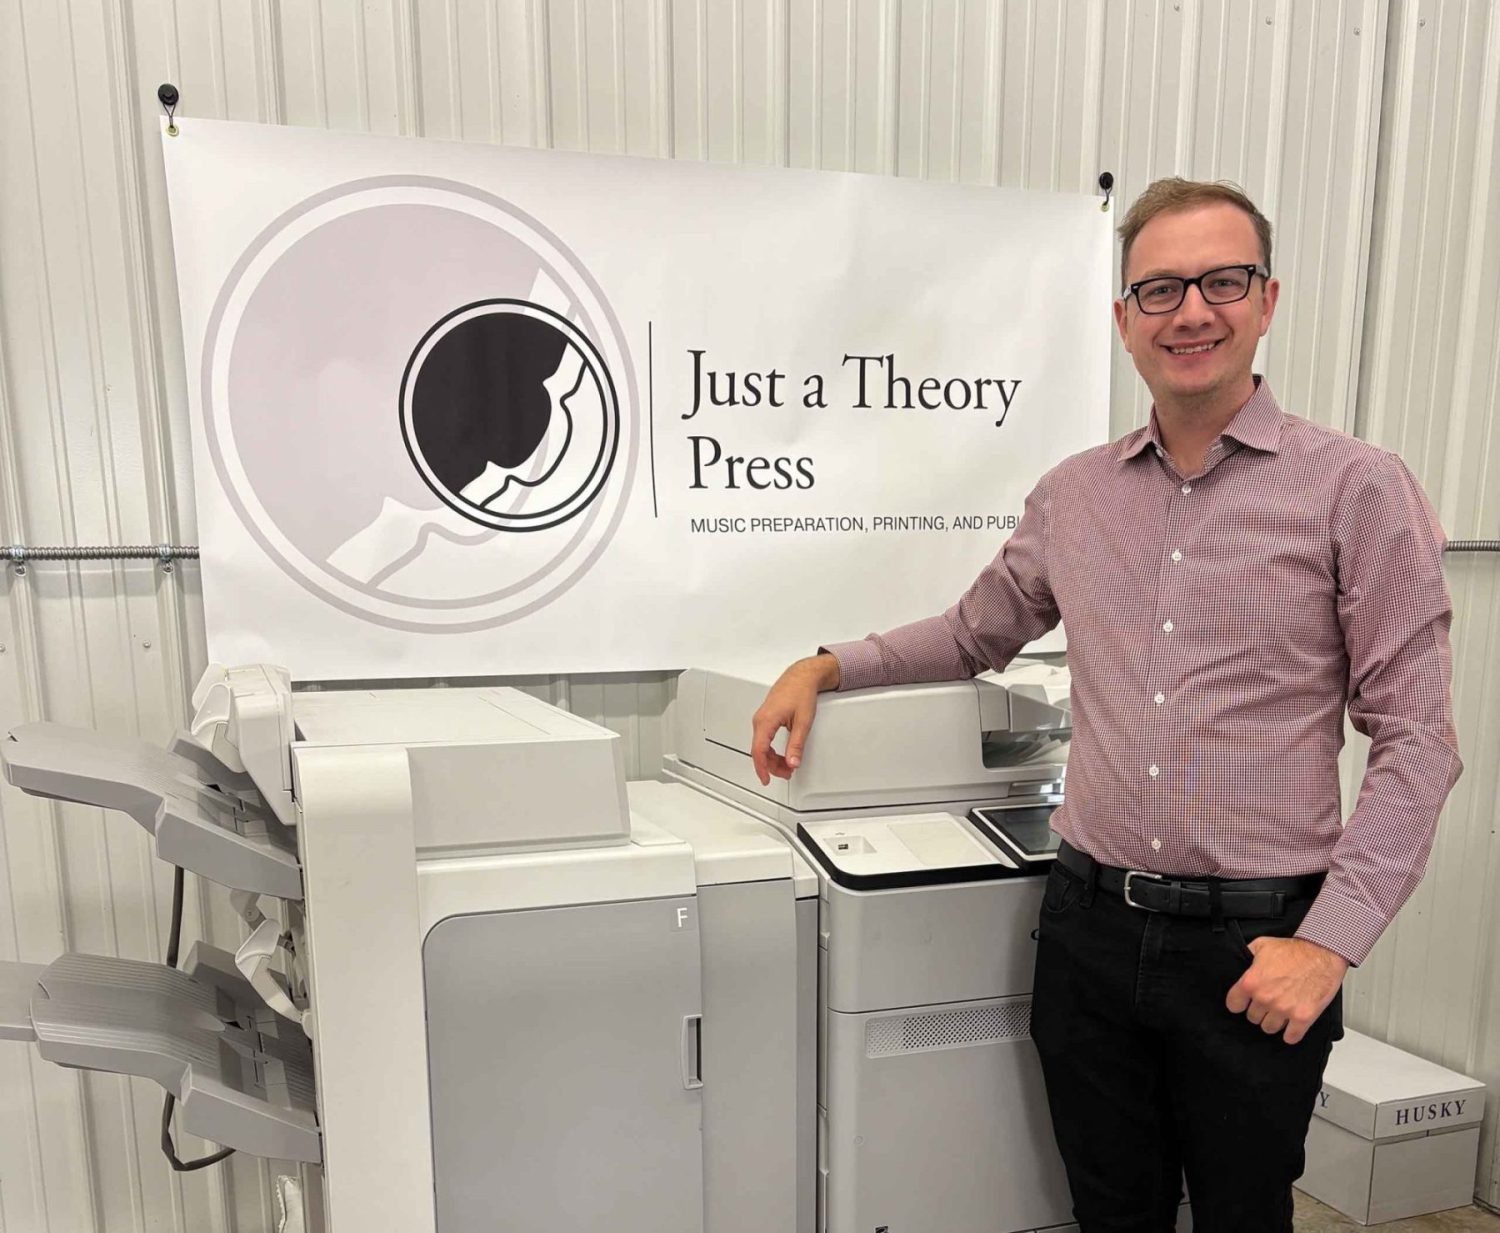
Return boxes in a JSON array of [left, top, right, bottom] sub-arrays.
[[1113, 202, 1279, 407]]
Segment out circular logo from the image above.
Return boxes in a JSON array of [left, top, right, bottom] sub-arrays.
[[400, 300, 619, 532], [200, 177, 638, 632]]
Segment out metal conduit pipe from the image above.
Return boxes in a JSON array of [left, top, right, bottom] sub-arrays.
[[5, 545, 198, 575], [2, 541, 1496, 575]]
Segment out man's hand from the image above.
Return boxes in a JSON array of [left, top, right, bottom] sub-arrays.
[[1225, 936, 1348, 1045], [751, 654, 841, 784]]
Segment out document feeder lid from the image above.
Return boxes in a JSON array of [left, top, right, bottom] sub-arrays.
[[675, 664, 1069, 816]]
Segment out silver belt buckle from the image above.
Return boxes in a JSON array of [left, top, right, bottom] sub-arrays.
[[1123, 870, 1166, 911]]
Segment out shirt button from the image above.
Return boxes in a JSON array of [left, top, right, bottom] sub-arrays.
[[1152, 838, 1162, 851], [1171, 550, 1183, 562], [1181, 483, 1192, 494], [1162, 620, 1174, 632], [1148, 764, 1160, 778], [1154, 692, 1165, 705]]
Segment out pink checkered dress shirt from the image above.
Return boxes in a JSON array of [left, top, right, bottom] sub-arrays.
[[826, 379, 1461, 965]]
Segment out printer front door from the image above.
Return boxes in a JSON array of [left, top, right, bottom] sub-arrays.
[[424, 896, 706, 1233]]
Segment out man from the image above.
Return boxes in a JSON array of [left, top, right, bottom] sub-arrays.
[[749, 178, 1462, 1233]]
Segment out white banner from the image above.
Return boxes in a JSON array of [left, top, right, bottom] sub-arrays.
[[161, 119, 1111, 678]]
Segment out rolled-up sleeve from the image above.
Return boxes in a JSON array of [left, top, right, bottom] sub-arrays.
[[1296, 454, 1463, 965], [823, 470, 1063, 692]]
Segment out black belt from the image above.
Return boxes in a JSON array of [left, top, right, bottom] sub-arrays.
[[1056, 840, 1324, 919]]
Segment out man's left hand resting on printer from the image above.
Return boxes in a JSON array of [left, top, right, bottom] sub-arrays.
[[751, 653, 841, 784]]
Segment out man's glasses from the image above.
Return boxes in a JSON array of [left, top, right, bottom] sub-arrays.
[[1122, 264, 1270, 315]]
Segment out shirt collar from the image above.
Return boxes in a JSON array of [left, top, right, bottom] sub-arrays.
[[1116, 376, 1285, 462]]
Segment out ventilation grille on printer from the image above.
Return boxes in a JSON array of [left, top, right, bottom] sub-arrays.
[[865, 999, 1033, 1057]]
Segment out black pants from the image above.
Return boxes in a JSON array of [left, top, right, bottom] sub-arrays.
[[1030, 861, 1343, 1233]]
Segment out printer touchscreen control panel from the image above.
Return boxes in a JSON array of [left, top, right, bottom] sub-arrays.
[[967, 803, 1062, 868]]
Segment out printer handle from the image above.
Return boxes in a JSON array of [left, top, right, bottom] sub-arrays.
[[680, 1014, 704, 1090]]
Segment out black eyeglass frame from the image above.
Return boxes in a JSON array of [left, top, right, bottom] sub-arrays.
[[1121, 263, 1271, 314]]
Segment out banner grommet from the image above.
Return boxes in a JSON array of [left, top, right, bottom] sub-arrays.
[[158, 82, 180, 136]]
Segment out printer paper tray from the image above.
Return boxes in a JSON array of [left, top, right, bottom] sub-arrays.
[[0, 948, 321, 1163], [2, 722, 302, 899]]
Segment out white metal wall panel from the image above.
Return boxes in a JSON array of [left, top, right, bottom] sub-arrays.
[[1339, 0, 1500, 1207], [1, 0, 260, 1227], [0, 1, 1495, 1228]]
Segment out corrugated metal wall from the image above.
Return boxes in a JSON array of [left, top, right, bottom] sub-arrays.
[[1340, 0, 1500, 1209], [0, 1, 1494, 1228]]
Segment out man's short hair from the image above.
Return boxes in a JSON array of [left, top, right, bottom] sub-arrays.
[[1117, 177, 1273, 291]]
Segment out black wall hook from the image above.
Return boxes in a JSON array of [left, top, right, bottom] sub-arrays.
[[1098, 171, 1115, 211], [158, 82, 180, 136]]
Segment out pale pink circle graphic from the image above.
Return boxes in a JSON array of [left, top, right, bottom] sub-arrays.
[[201, 177, 640, 631]]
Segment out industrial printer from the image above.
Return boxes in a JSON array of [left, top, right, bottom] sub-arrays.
[[664, 662, 1080, 1233], [666, 660, 1189, 1233], [0, 657, 1188, 1233], [0, 664, 809, 1233]]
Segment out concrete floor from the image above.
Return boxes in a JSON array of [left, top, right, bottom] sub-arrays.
[[1294, 1190, 1500, 1230]]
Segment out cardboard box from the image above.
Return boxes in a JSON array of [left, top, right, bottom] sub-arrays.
[[1297, 1030, 1485, 1225]]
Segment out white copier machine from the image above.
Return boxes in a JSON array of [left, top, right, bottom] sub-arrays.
[[0, 659, 1163, 1233], [665, 663, 1080, 1233]]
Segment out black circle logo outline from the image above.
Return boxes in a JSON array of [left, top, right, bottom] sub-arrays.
[[398, 298, 621, 532]]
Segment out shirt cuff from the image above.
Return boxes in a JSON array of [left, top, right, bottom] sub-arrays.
[[819, 639, 886, 693], [1295, 886, 1391, 967]]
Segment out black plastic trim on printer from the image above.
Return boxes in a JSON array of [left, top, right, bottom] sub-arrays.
[[795, 823, 1041, 891]]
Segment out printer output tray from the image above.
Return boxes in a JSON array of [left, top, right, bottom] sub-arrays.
[[0, 948, 320, 1163], [2, 722, 302, 899]]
